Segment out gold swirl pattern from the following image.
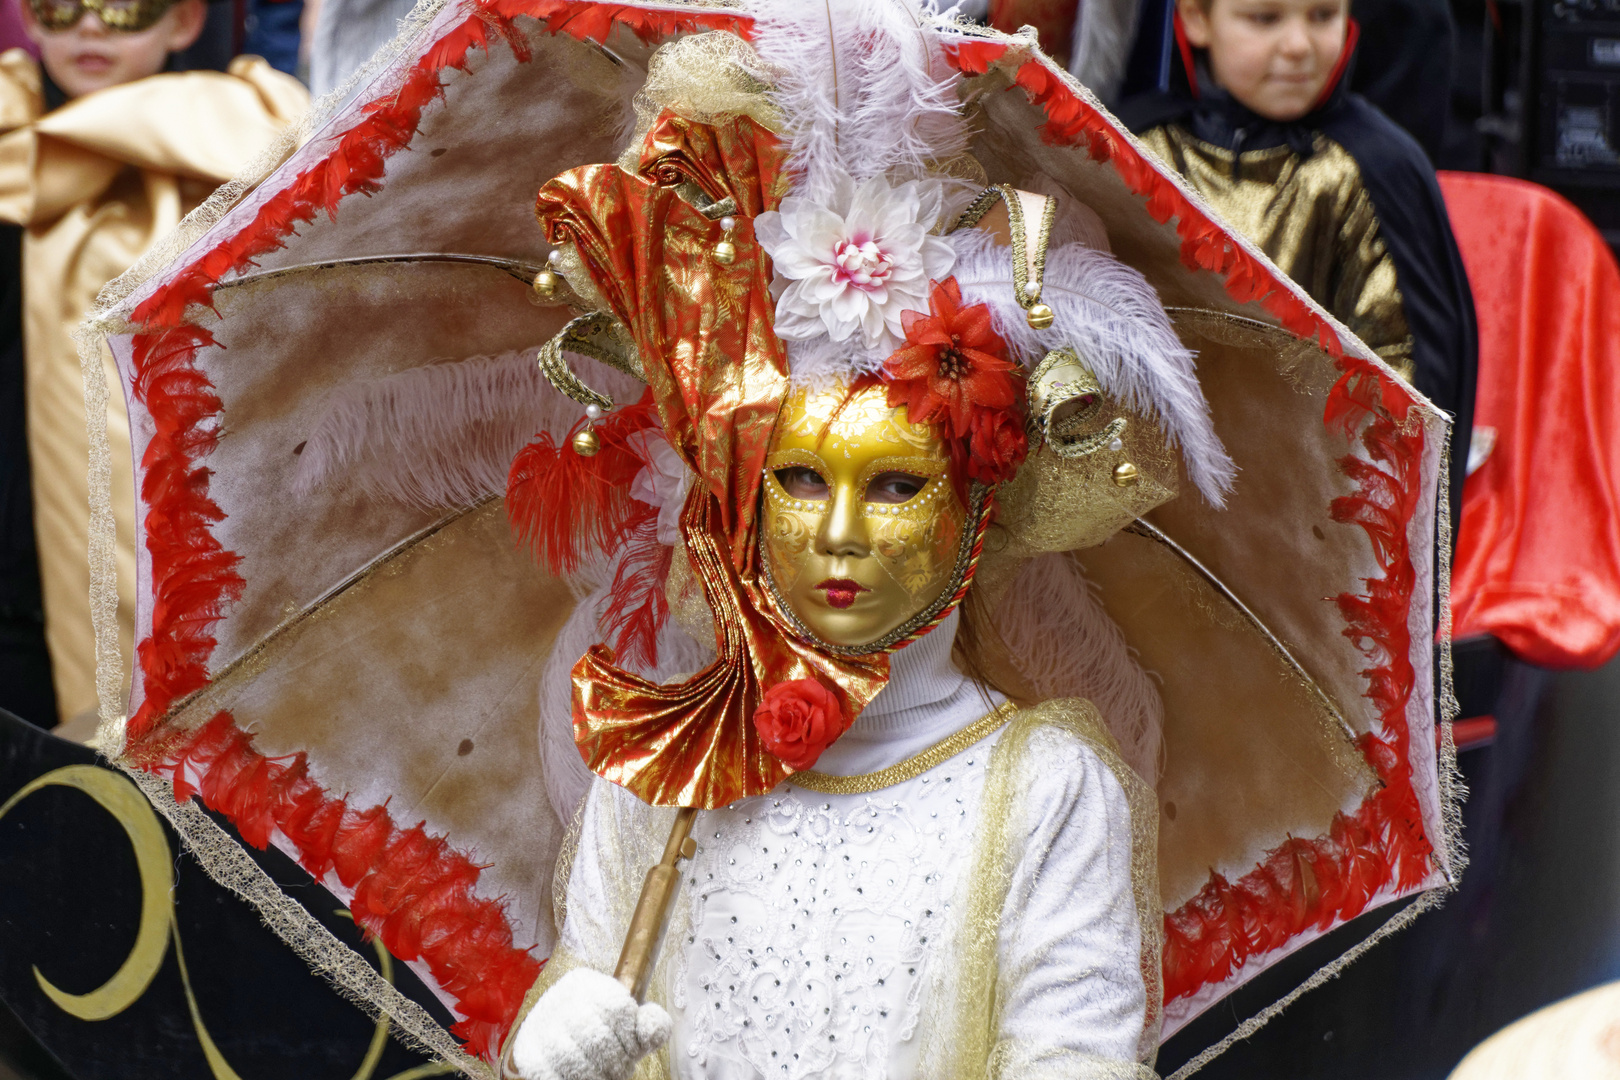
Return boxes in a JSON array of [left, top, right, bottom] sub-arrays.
[[759, 383, 970, 648], [0, 765, 450, 1080]]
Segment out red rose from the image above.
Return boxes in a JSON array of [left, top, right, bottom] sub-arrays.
[[753, 678, 844, 770], [966, 408, 1029, 486]]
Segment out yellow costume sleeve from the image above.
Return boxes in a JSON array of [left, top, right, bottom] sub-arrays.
[[0, 60, 307, 724]]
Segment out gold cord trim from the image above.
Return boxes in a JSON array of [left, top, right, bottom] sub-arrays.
[[789, 700, 1016, 794], [952, 185, 1004, 231], [536, 311, 644, 410], [1434, 424, 1466, 883]]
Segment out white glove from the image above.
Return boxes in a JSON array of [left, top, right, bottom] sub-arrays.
[[510, 968, 672, 1080]]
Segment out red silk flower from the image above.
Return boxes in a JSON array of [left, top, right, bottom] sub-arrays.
[[883, 277, 1019, 439], [754, 678, 844, 770]]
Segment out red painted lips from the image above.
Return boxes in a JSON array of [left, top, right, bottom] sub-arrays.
[[816, 578, 868, 609]]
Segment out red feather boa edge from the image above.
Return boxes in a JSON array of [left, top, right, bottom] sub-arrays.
[[155, 712, 542, 1059], [937, 42, 1436, 1002]]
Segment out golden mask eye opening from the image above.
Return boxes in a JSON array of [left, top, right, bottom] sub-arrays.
[[865, 471, 928, 504], [774, 467, 829, 501], [775, 466, 931, 507]]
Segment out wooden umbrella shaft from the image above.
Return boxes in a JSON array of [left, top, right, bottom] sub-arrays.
[[614, 806, 699, 1000]]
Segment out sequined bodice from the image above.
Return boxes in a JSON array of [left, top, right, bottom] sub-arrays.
[[669, 739, 998, 1080]]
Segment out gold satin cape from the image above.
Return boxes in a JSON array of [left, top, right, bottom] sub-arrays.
[[0, 50, 306, 724]]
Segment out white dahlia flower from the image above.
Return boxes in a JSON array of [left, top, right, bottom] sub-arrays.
[[754, 175, 957, 350]]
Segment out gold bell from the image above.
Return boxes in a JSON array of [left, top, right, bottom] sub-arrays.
[[713, 239, 737, 266], [1112, 461, 1139, 487], [532, 268, 561, 301], [1026, 302, 1055, 329], [571, 427, 601, 457]]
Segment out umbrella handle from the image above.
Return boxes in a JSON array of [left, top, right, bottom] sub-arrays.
[[497, 807, 697, 1077], [613, 806, 699, 1001]]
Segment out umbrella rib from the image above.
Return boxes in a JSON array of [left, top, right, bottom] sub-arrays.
[[158, 501, 488, 731], [1124, 517, 1360, 743], [212, 253, 546, 290]]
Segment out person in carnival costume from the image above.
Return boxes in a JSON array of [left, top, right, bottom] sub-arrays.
[[76, 0, 1457, 1076], [1115, 0, 1477, 523], [503, 4, 1234, 1077]]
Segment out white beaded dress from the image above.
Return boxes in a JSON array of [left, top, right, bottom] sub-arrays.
[[545, 610, 1162, 1080]]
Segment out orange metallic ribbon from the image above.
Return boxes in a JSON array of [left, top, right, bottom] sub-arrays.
[[536, 111, 892, 808]]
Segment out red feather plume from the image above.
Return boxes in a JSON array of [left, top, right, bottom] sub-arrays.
[[505, 393, 661, 574], [598, 516, 673, 669]]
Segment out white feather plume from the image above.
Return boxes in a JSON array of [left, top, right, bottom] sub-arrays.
[[949, 227, 1236, 506], [784, 336, 887, 389], [748, 0, 970, 205], [992, 551, 1164, 785], [292, 349, 645, 508]]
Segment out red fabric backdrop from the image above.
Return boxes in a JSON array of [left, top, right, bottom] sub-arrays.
[[1440, 172, 1620, 669]]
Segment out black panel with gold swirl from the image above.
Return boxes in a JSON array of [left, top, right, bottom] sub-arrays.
[[0, 710, 458, 1079]]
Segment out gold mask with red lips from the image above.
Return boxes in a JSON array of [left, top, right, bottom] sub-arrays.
[[760, 382, 973, 651]]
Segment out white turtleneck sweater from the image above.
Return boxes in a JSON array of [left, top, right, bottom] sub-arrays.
[[555, 612, 1152, 1080], [809, 609, 1005, 775]]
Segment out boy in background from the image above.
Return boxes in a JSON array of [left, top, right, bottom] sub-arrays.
[[0, 0, 305, 729], [1120, 0, 1476, 514]]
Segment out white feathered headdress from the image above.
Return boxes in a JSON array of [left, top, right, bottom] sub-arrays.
[[744, 0, 1235, 505]]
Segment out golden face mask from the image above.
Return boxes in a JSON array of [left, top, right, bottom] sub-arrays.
[[760, 382, 976, 652], [28, 0, 178, 32]]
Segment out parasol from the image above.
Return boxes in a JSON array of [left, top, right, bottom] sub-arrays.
[[79, 2, 1459, 1074]]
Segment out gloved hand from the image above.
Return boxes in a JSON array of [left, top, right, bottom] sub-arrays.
[[509, 968, 672, 1080]]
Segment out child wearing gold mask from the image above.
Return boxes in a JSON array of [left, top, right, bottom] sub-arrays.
[[503, 7, 1229, 1065]]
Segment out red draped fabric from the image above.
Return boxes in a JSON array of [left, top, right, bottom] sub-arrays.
[[1440, 172, 1620, 668]]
